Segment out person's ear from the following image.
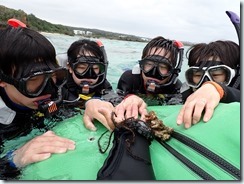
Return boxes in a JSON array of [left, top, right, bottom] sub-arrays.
[[0, 81, 7, 87], [67, 65, 73, 74]]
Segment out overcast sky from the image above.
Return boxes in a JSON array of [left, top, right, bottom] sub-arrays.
[[0, 0, 241, 43]]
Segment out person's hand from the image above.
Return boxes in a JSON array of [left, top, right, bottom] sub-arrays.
[[177, 84, 221, 128], [12, 131, 75, 168], [115, 95, 148, 122], [83, 99, 115, 131]]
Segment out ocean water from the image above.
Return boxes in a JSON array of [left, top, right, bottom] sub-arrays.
[[43, 33, 189, 90]]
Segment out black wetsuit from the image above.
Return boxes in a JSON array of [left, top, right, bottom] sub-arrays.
[[63, 74, 122, 108], [117, 70, 183, 105]]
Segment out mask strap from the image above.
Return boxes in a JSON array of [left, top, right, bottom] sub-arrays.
[[173, 40, 184, 73], [0, 71, 18, 87], [159, 40, 183, 87]]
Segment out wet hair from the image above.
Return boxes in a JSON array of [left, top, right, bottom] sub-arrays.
[[187, 40, 240, 69], [141, 36, 179, 67], [67, 39, 105, 63], [0, 26, 58, 79]]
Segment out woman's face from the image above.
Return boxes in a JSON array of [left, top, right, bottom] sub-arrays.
[[142, 47, 172, 85]]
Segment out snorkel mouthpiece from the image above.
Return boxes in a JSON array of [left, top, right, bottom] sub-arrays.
[[80, 82, 90, 94], [38, 100, 58, 116], [147, 82, 156, 93], [38, 86, 63, 117], [146, 80, 159, 93]]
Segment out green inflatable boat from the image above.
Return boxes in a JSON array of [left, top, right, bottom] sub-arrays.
[[5, 102, 240, 180]]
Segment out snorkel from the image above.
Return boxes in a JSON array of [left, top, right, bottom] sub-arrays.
[[226, 11, 240, 89], [146, 40, 184, 93], [226, 11, 240, 43]]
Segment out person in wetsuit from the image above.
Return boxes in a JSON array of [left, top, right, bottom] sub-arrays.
[[0, 21, 75, 180], [78, 36, 185, 180], [117, 36, 184, 106], [61, 39, 117, 107], [83, 36, 184, 131], [103, 36, 184, 124], [57, 39, 124, 131], [177, 40, 240, 128]]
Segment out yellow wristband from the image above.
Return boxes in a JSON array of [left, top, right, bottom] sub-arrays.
[[203, 81, 224, 99]]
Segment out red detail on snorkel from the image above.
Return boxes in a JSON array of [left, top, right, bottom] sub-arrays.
[[7, 18, 27, 28], [173, 40, 184, 49], [96, 40, 104, 47]]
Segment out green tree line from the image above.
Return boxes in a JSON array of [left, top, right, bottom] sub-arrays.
[[0, 5, 146, 41], [0, 5, 193, 44], [0, 5, 74, 35], [0, 5, 149, 41]]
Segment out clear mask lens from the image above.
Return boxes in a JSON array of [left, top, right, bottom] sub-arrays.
[[139, 57, 172, 77], [74, 62, 105, 76]]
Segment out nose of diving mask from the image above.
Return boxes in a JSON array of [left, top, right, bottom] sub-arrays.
[[75, 66, 99, 80]]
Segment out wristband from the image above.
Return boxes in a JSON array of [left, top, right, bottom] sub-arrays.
[[6, 150, 17, 168], [203, 81, 224, 99]]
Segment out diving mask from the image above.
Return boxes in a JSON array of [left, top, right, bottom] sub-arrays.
[[0, 67, 68, 97], [139, 55, 173, 81], [70, 56, 106, 79], [185, 65, 236, 88]]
